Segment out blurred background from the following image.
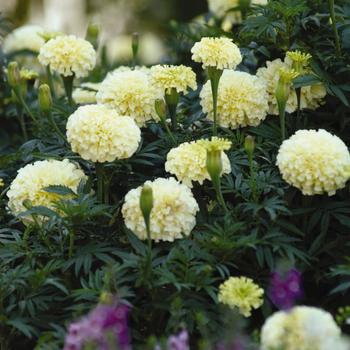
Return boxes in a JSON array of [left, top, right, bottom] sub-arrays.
[[0, 0, 207, 64]]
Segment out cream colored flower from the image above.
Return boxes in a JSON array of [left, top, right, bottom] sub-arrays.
[[122, 177, 199, 242], [96, 70, 161, 127], [7, 159, 86, 221], [66, 105, 141, 163], [191, 37, 242, 70], [276, 129, 350, 196], [150, 65, 197, 94], [197, 136, 232, 152], [38, 35, 96, 77], [3, 25, 45, 53], [218, 276, 264, 317], [200, 70, 269, 129], [257, 58, 326, 115], [165, 139, 231, 187], [261, 306, 342, 350], [72, 82, 101, 104]]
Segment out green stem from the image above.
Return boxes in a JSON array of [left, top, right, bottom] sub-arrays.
[[95, 162, 104, 203], [328, 0, 341, 57], [165, 89, 180, 131], [16, 106, 28, 141], [13, 88, 37, 122], [248, 154, 258, 202], [47, 110, 66, 143], [207, 67, 223, 136], [46, 66, 56, 98], [213, 178, 228, 212], [161, 118, 177, 145], [296, 87, 302, 126], [68, 229, 75, 258], [168, 104, 177, 131], [277, 99, 287, 141], [62, 74, 75, 106]]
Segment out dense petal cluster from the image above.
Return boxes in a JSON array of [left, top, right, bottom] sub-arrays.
[[7, 159, 86, 220], [66, 105, 141, 163], [122, 178, 199, 242], [165, 139, 231, 187], [197, 136, 232, 152], [72, 82, 101, 104], [191, 37, 242, 70], [276, 129, 350, 196], [3, 25, 45, 53], [257, 58, 326, 115], [261, 306, 342, 350], [218, 276, 264, 317], [96, 70, 161, 127], [150, 65, 197, 94], [200, 70, 269, 129], [38, 35, 96, 77]]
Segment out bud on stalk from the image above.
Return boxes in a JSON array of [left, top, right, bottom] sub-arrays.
[[140, 185, 153, 239], [7, 62, 21, 88], [38, 84, 53, 113]]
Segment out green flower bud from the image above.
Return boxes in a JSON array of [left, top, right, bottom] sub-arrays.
[[38, 84, 52, 113], [155, 99, 166, 121], [275, 67, 299, 111], [132, 32, 139, 59], [206, 149, 223, 183], [244, 135, 255, 157], [7, 62, 21, 88], [86, 22, 100, 49], [99, 291, 114, 305], [139, 185, 153, 236]]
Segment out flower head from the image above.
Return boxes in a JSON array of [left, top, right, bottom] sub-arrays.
[[261, 306, 342, 350], [200, 70, 269, 129], [122, 178, 199, 242], [286, 50, 312, 73], [276, 129, 350, 196], [197, 137, 232, 152], [3, 25, 45, 53], [150, 65, 197, 95], [38, 35, 96, 77], [191, 37, 242, 70], [218, 276, 264, 317], [7, 159, 86, 221], [165, 139, 231, 187], [96, 70, 161, 127], [66, 105, 141, 163]]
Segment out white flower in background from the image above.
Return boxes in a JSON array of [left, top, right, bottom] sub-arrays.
[[276, 129, 350, 196], [72, 82, 101, 104], [257, 58, 326, 115], [7, 159, 86, 221], [200, 70, 268, 129], [3, 25, 45, 53], [66, 104, 141, 163], [261, 306, 343, 350], [122, 177, 199, 242], [38, 35, 96, 77], [96, 70, 161, 127]]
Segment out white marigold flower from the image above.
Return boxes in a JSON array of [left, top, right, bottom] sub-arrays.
[[200, 70, 269, 129], [257, 58, 326, 115], [276, 129, 350, 196], [72, 82, 101, 104], [3, 25, 45, 54], [261, 306, 343, 350], [7, 159, 87, 221], [96, 70, 161, 127], [66, 105, 141, 163], [38, 35, 96, 77], [122, 177, 199, 242], [150, 65, 197, 94], [191, 37, 242, 70], [218, 276, 264, 317], [165, 139, 231, 187]]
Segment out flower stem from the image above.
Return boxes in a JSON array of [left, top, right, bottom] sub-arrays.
[[296, 87, 302, 126], [161, 119, 177, 145], [16, 106, 28, 141], [46, 66, 56, 98], [207, 67, 223, 136], [328, 0, 341, 57], [68, 228, 75, 258], [47, 110, 66, 143], [277, 99, 287, 141], [62, 74, 75, 106], [13, 87, 37, 122], [213, 178, 228, 212], [165, 88, 180, 131], [95, 162, 104, 203], [248, 153, 258, 202]]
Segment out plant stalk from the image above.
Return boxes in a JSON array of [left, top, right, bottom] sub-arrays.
[[328, 0, 341, 57], [96, 162, 105, 203]]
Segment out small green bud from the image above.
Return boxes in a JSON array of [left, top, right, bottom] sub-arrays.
[[99, 291, 114, 305], [155, 99, 166, 120], [206, 150, 222, 183], [139, 185, 153, 236], [38, 84, 52, 113], [86, 22, 100, 49], [132, 32, 139, 59], [244, 135, 255, 156], [7, 61, 21, 88]]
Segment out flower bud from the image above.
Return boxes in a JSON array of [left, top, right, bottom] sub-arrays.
[[206, 150, 223, 183], [155, 99, 166, 121], [7, 61, 21, 88], [286, 50, 312, 74], [139, 185, 153, 235], [132, 32, 139, 59], [86, 22, 100, 49], [244, 135, 255, 157], [99, 291, 114, 305], [38, 84, 52, 113], [275, 68, 299, 111]]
